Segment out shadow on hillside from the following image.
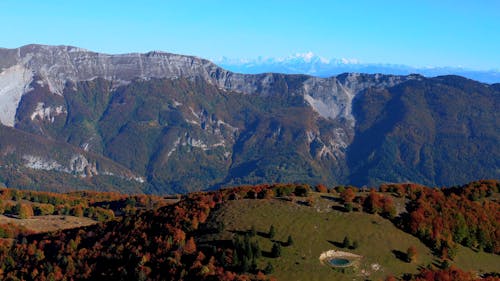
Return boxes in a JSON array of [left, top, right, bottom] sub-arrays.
[[331, 205, 348, 212], [193, 226, 222, 236], [392, 249, 407, 262], [228, 229, 273, 239], [320, 195, 342, 203], [327, 240, 344, 248], [270, 239, 289, 247], [228, 229, 250, 236], [296, 201, 310, 206], [261, 250, 274, 258], [198, 239, 233, 249], [257, 231, 271, 238]]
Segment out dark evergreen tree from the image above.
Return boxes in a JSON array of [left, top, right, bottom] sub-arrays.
[[264, 262, 274, 274], [271, 242, 281, 258], [344, 202, 353, 212], [220, 251, 228, 267], [269, 225, 276, 239], [232, 249, 240, 267], [251, 240, 261, 258], [250, 225, 257, 236], [217, 221, 225, 233], [342, 236, 351, 248], [250, 258, 258, 273], [240, 256, 250, 272]]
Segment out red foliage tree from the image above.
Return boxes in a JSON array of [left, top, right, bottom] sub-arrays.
[[340, 188, 356, 203], [184, 237, 197, 255]]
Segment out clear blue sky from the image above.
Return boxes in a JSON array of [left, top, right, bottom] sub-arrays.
[[1, 0, 499, 70]]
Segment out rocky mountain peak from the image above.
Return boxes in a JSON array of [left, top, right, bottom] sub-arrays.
[[0, 44, 423, 128]]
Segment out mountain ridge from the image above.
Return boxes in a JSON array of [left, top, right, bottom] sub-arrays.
[[0, 44, 498, 193], [0, 123, 144, 193], [215, 52, 500, 84]]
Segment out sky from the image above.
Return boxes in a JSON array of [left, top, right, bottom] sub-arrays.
[[0, 0, 499, 70]]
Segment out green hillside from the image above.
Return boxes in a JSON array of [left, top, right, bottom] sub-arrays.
[[0, 180, 498, 280], [206, 195, 499, 281]]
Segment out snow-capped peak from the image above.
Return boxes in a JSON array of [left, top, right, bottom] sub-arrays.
[[214, 52, 362, 67], [286, 51, 319, 63]]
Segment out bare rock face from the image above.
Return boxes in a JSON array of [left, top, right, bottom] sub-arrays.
[[22, 153, 97, 177], [0, 44, 419, 128], [0, 45, 420, 176]]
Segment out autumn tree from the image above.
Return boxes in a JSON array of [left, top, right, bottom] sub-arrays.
[[340, 188, 356, 203], [33, 203, 55, 216], [316, 184, 328, 193], [363, 189, 383, 214], [71, 204, 84, 217], [15, 203, 34, 219], [406, 246, 417, 263], [184, 237, 197, 254], [385, 275, 397, 281], [381, 196, 396, 219], [258, 188, 274, 199], [341, 188, 356, 211]]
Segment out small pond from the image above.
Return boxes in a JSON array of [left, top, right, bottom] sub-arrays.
[[328, 258, 351, 267]]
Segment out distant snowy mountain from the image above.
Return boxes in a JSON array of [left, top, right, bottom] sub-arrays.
[[215, 53, 500, 84]]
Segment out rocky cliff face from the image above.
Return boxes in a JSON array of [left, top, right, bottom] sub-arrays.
[[0, 44, 497, 193], [0, 44, 419, 127], [0, 124, 145, 193]]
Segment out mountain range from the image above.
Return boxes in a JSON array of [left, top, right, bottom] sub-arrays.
[[0, 44, 498, 194], [216, 52, 500, 84]]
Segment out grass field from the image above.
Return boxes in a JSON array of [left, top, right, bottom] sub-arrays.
[[0, 214, 97, 233], [208, 195, 500, 281], [454, 246, 500, 274]]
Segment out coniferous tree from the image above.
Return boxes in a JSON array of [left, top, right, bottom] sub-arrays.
[[240, 256, 250, 272], [220, 251, 228, 267], [344, 202, 353, 212], [271, 242, 281, 258], [342, 236, 351, 248], [250, 225, 256, 237], [251, 240, 261, 258], [217, 221, 225, 233], [232, 249, 240, 268], [264, 262, 274, 274], [269, 225, 276, 239], [250, 258, 258, 273]]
